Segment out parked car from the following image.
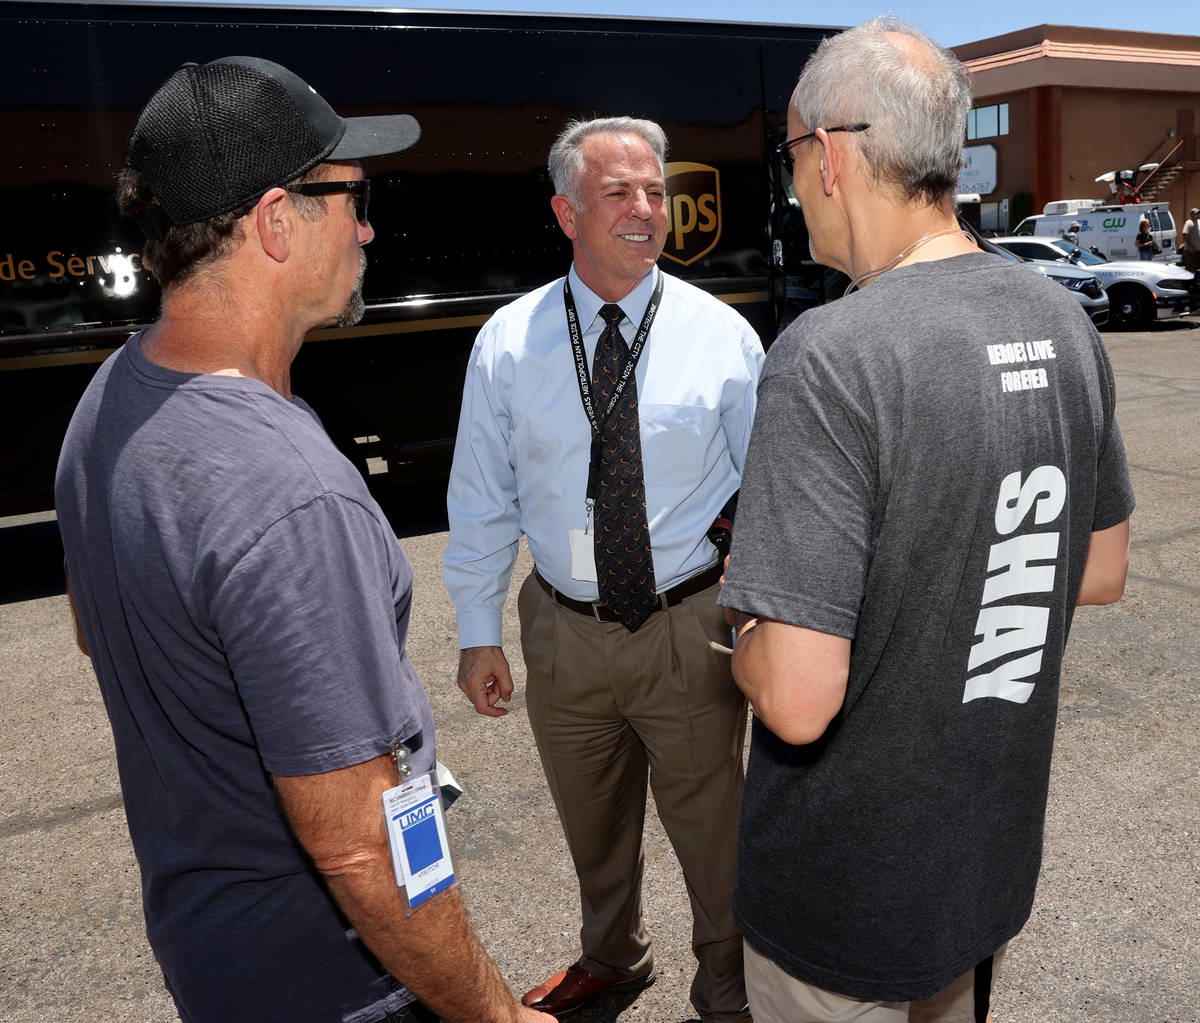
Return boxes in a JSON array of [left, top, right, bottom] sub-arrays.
[[993, 235, 1194, 330], [1041, 235, 1190, 326], [979, 242, 1109, 327]]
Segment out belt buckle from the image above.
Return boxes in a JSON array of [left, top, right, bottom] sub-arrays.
[[591, 602, 605, 623]]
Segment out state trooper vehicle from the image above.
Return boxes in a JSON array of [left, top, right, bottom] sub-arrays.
[[994, 235, 1194, 330]]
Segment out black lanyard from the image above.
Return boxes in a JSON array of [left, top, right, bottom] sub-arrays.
[[564, 274, 663, 502]]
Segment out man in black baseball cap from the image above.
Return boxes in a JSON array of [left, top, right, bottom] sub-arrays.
[[56, 57, 554, 1023], [1182, 206, 1200, 274], [124, 56, 420, 239]]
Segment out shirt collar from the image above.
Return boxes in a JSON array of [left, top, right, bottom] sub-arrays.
[[567, 265, 659, 332]]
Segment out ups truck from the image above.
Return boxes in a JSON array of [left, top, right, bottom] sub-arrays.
[[0, 1, 834, 519]]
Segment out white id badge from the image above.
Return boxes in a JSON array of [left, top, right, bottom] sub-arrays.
[[569, 528, 598, 582], [382, 771, 456, 915]]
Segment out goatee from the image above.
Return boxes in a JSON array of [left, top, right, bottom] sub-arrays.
[[336, 250, 368, 327]]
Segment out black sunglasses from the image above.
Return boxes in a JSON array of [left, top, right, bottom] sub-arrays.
[[286, 179, 371, 225], [776, 123, 870, 171]]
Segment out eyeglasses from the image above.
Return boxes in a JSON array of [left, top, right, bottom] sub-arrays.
[[776, 123, 870, 171], [285, 179, 371, 225]]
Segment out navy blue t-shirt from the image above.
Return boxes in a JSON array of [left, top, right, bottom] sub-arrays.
[[55, 335, 436, 1023]]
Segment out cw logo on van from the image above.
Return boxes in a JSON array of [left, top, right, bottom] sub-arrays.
[[662, 161, 721, 266], [1103, 216, 1126, 229]]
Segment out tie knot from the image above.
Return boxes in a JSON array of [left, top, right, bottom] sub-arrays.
[[599, 304, 625, 329]]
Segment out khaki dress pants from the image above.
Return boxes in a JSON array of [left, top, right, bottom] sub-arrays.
[[518, 571, 749, 1022], [745, 940, 1009, 1023]]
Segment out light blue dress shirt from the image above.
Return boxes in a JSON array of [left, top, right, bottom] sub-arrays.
[[443, 266, 765, 648]]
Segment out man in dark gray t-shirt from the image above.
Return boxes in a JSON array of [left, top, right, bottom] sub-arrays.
[[55, 57, 552, 1023], [718, 19, 1133, 1023]]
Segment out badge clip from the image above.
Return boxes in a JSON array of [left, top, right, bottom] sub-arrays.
[[390, 737, 412, 779]]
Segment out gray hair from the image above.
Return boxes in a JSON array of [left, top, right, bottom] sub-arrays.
[[548, 116, 668, 208], [793, 17, 972, 206]]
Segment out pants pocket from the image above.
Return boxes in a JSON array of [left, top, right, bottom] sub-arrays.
[[517, 571, 557, 684]]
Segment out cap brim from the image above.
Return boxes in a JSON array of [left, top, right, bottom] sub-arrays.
[[330, 114, 421, 160]]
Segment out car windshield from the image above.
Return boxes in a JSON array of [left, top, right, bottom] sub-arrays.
[[1050, 239, 1105, 265]]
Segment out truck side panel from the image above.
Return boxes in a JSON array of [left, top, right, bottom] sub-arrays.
[[0, 3, 827, 516]]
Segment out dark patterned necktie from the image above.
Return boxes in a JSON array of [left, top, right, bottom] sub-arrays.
[[592, 303, 657, 631]]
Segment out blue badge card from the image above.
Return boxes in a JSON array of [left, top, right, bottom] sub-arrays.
[[382, 771, 456, 914]]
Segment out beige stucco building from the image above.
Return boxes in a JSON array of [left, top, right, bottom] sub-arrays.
[[952, 25, 1200, 233]]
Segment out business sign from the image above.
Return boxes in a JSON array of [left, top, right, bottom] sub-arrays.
[[958, 145, 998, 196]]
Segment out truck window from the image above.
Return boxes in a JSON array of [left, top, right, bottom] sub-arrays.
[[1013, 219, 1035, 236], [1147, 209, 1173, 232]]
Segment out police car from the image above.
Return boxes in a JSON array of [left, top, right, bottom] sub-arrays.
[[994, 236, 1194, 330]]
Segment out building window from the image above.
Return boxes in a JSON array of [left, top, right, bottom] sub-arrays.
[[967, 103, 1008, 141]]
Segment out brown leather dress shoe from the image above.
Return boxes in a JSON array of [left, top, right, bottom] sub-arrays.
[[521, 960, 657, 1017]]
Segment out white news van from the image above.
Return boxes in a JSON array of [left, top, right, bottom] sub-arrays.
[[1013, 199, 1176, 263]]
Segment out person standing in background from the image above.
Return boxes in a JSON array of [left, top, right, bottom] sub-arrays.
[[1180, 207, 1200, 273], [1135, 216, 1155, 259]]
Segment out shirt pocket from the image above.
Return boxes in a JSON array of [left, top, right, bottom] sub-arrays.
[[639, 403, 720, 487]]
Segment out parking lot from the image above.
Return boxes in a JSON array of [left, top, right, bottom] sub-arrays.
[[1, 318, 1196, 1023]]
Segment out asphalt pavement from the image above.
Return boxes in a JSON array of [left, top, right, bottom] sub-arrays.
[[1, 319, 1196, 1023]]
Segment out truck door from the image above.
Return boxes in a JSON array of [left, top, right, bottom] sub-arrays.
[[759, 38, 842, 333]]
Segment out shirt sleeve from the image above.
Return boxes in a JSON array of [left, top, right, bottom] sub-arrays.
[[1091, 338, 1136, 531], [442, 325, 523, 648], [210, 494, 427, 776], [721, 322, 767, 476], [718, 341, 875, 639]]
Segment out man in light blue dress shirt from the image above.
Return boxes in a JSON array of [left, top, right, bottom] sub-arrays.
[[443, 116, 764, 1023]]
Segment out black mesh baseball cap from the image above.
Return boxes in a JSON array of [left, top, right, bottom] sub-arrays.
[[126, 56, 420, 238]]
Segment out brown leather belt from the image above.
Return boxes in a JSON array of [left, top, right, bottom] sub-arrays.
[[534, 562, 723, 623]]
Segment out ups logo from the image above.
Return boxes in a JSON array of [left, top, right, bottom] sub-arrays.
[[662, 162, 721, 266]]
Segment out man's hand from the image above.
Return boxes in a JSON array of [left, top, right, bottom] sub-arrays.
[[457, 646, 514, 717], [274, 756, 553, 1023]]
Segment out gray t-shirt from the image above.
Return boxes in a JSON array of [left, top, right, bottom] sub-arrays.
[[720, 252, 1135, 1002], [55, 334, 436, 1023]]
